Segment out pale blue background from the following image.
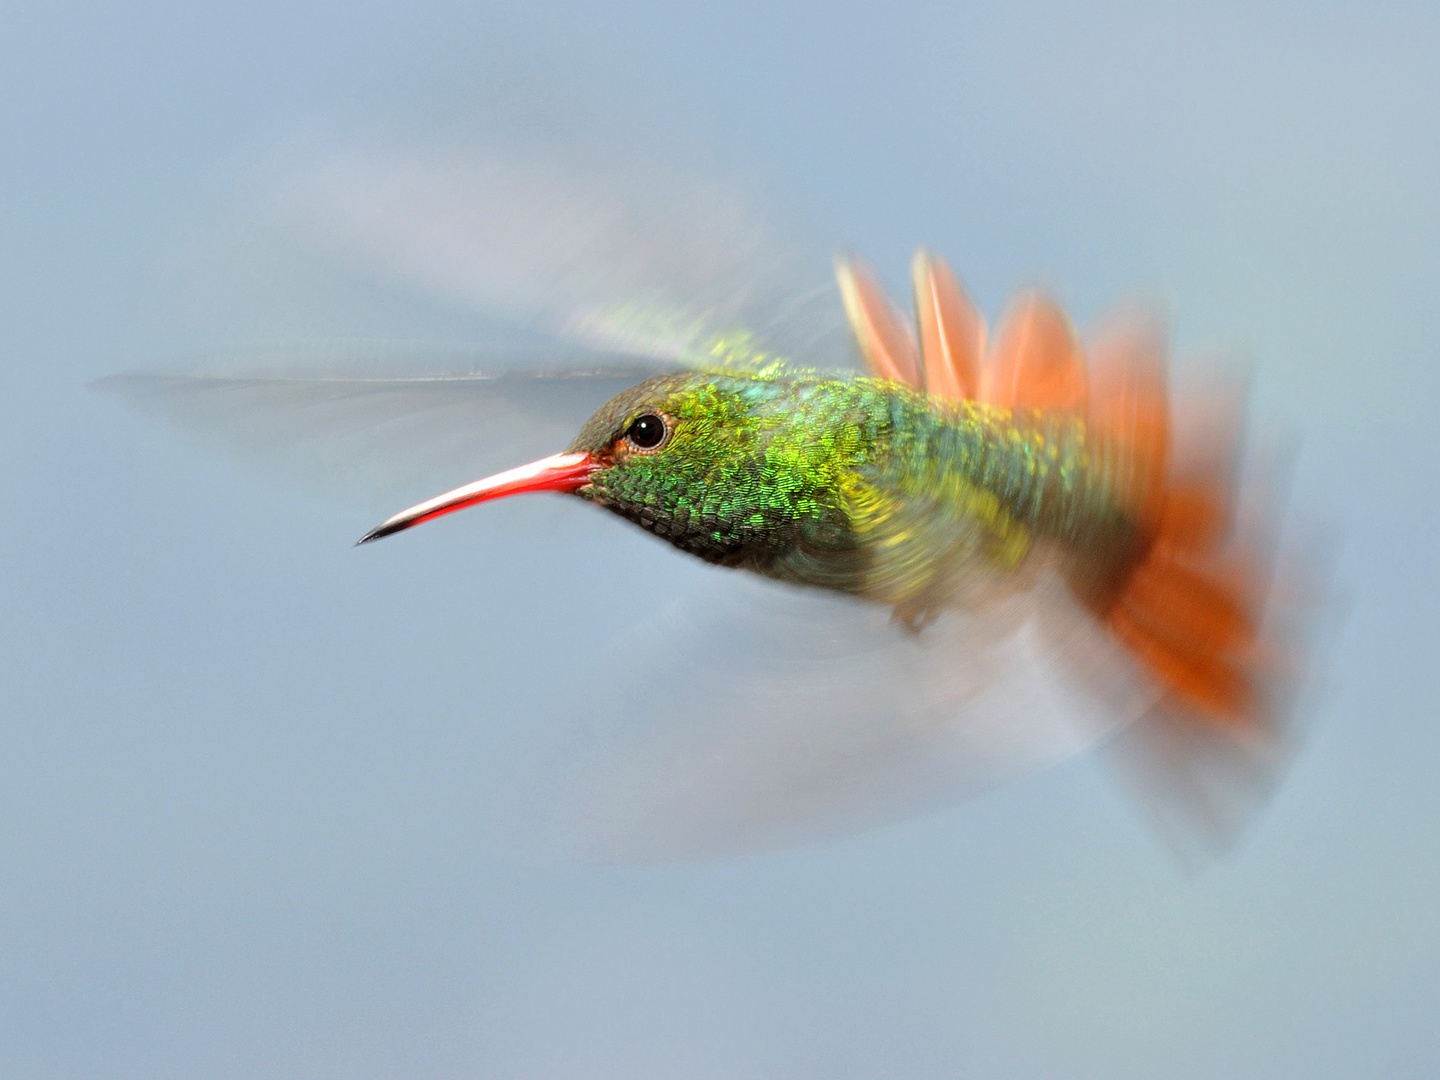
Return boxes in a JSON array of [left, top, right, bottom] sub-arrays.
[[3, 3, 1438, 1077]]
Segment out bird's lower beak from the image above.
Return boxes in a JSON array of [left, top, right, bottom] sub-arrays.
[[356, 451, 596, 544]]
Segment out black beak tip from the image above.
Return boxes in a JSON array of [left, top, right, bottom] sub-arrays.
[[355, 521, 401, 546]]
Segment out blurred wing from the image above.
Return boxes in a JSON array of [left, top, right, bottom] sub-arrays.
[[94, 357, 665, 511], [522, 570, 1166, 862], [250, 132, 854, 370], [104, 131, 853, 506]]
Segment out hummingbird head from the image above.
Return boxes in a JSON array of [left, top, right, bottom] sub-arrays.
[[358, 371, 868, 570]]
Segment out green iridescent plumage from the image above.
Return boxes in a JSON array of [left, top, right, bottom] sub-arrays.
[[568, 368, 1142, 622]]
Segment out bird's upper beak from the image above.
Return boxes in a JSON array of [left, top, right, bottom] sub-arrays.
[[356, 451, 597, 544]]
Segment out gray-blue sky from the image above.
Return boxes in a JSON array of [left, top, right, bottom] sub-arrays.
[[2, 2, 1438, 1077]]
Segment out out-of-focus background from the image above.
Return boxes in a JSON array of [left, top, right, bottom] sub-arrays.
[[3, 3, 1437, 1077]]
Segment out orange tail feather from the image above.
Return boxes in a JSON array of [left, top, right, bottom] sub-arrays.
[[835, 254, 924, 390], [1081, 338, 1317, 858], [984, 291, 1089, 413], [911, 248, 985, 402], [1104, 488, 1267, 726]]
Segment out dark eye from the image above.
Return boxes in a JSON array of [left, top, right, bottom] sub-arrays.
[[625, 412, 668, 451]]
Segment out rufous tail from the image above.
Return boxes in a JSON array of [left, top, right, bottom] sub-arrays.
[[1079, 315, 1314, 858], [1082, 314, 1275, 735], [840, 252, 1321, 856]]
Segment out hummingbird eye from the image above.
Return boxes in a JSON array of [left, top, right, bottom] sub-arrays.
[[624, 412, 669, 451]]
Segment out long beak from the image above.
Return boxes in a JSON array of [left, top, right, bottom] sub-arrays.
[[356, 451, 596, 545]]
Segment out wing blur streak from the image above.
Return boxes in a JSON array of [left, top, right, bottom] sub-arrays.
[[251, 132, 852, 368], [523, 571, 1167, 861], [101, 130, 852, 505], [94, 364, 664, 509]]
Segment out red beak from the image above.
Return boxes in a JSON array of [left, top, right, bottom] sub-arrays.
[[356, 451, 596, 544]]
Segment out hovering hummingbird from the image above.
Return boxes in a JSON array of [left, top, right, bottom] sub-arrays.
[[101, 137, 1314, 861], [356, 250, 1270, 753]]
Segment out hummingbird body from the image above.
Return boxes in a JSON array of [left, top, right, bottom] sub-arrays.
[[568, 370, 1141, 625], [342, 249, 1300, 856]]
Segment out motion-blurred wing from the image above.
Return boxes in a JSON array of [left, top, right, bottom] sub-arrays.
[[104, 131, 853, 504], [523, 570, 1166, 861], [250, 133, 853, 370], [94, 359, 663, 510]]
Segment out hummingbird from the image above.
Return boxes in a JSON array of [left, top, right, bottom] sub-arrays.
[[100, 137, 1314, 860], [358, 252, 1264, 727]]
